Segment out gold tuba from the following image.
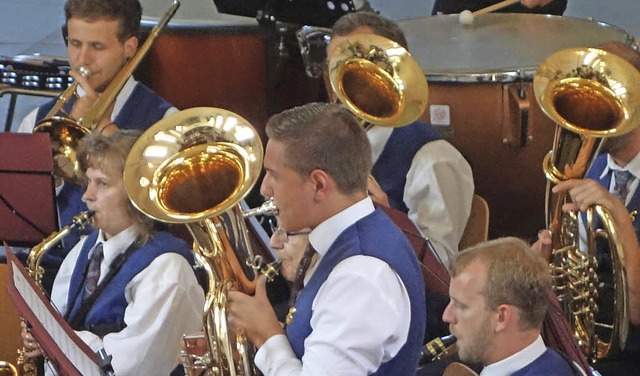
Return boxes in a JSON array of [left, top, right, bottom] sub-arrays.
[[535, 47, 640, 361], [326, 33, 429, 129], [124, 107, 273, 376], [33, 0, 180, 182]]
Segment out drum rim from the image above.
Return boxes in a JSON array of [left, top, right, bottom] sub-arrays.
[[400, 14, 637, 83]]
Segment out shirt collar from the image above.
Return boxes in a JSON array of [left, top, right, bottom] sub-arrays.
[[480, 335, 546, 376], [308, 196, 375, 258], [602, 152, 640, 179], [93, 225, 138, 266]]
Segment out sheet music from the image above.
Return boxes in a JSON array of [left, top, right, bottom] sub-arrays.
[[11, 261, 102, 376]]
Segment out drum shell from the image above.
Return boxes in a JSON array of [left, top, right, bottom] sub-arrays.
[[400, 14, 635, 238], [137, 0, 325, 142]]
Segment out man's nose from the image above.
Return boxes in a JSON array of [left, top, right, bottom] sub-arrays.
[[442, 301, 455, 324], [76, 45, 93, 67]]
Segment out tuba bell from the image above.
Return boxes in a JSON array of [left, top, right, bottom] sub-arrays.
[[535, 47, 640, 361], [124, 107, 272, 376], [326, 33, 429, 129], [33, 1, 180, 183]]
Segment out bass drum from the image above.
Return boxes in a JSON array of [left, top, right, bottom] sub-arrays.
[[398, 13, 635, 239], [137, 0, 326, 142]]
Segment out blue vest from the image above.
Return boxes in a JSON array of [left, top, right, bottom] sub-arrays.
[[585, 154, 640, 357], [371, 120, 441, 213], [510, 348, 577, 376], [64, 230, 194, 337], [285, 209, 426, 375], [35, 82, 173, 131]]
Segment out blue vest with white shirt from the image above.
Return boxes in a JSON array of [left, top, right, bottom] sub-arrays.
[[35, 82, 172, 131], [285, 208, 426, 375], [64, 230, 194, 337], [371, 120, 441, 213], [509, 348, 577, 376]]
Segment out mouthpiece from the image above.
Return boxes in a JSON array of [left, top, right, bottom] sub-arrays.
[[419, 334, 457, 365]]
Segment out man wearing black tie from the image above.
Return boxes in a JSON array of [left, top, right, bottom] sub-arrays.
[[535, 41, 640, 376]]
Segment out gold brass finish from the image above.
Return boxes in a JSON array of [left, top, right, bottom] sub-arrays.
[[33, 1, 180, 182], [534, 47, 640, 361], [0, 361, 18, 376], [327, 34, 429, 128], [124, 107, 268, 376]]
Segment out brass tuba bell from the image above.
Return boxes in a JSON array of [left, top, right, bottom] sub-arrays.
[[124, 107, 267, 375], [535, 47, 640, 361], [326, 33, 429, 129]]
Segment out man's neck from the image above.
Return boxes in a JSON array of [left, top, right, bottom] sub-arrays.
[[485, 329, 540, 366]]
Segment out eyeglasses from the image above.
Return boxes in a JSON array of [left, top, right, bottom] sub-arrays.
[[268, 218, 311, 242]]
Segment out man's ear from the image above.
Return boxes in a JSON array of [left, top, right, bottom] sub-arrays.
[[309, 169, 331, 201], [123, 36, 138, 60], [494, 304, 513, 333]]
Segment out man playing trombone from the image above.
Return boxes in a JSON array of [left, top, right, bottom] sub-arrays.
[[15, 0, 178, 295]]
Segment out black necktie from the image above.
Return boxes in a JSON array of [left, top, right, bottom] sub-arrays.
[[83, 243, 104, 301], [613, 169, 634, 203], [286, 243, 317, 325]]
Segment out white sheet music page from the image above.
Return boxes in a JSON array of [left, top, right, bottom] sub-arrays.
[[11, 261, 102, 376]]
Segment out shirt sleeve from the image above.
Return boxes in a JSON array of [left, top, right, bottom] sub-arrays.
[[17, 108, 38, 133], [254, 255, 411, 376], [404, 139, 474, 268], [74, 253, 205, 375]]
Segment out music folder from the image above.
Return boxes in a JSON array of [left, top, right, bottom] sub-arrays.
[[4, 245, 102, 376], [0, 133, 58, 248]]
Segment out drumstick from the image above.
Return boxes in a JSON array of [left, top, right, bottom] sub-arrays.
[[459, 0, 520, 25], [473, 0, 520, 16]]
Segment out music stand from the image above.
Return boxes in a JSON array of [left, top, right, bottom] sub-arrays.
[[0, 133, 57, 248], [213, 0, 355, 27], [4, 245, 103, 375]]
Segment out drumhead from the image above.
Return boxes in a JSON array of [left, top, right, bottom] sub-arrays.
[[398, 14, 635, 83]]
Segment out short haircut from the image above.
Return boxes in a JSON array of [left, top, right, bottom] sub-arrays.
[[332, 11, 408, 49], [77, 130, 155, 243], [64, 0, 142, 42], [265, 102, 371, 194], [451, 237, 552, 330]]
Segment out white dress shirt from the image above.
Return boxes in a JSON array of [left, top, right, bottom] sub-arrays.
[[254, 197, 411, 375], [17, 77, 178, 133], [368, 126, 475, 268], [480, 335, 547, 376], [49, 226, 204, 376]]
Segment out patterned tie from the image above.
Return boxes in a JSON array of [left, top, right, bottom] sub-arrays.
[[612, 169, 634, 203], [286, 243, 317, 325], [83, 243, 104, 301]]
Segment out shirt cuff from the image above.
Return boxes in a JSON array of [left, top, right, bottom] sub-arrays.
[[254, 334, 299, 374]]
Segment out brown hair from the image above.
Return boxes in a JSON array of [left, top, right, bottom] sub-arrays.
[[451, 237, 552, 330], [64, 0, 142, 42], [265, 102, 371, 194], [332, 11, 408, 49], [77, 130, 155, 244]]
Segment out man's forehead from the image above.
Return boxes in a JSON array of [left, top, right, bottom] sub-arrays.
[[451, 260, 487, 297]]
